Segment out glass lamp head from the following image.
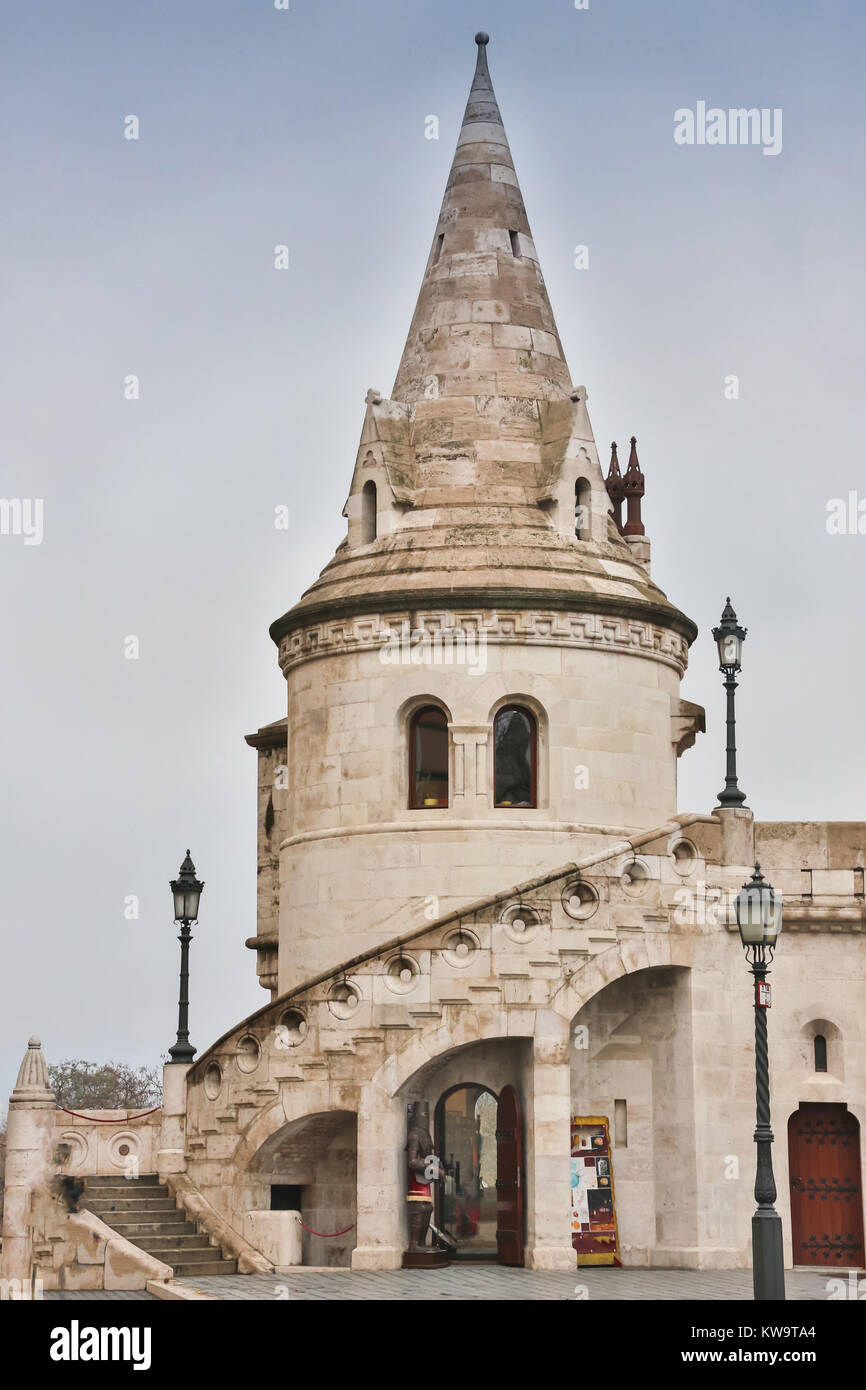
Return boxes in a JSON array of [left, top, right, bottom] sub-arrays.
[[170, 850, 204, 923], [735, 863, 783, 949], [712, 597, 747, 672]]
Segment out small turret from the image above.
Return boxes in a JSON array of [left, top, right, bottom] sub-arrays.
[[622, 435, 645, 537], [605, 441, 625, 534]]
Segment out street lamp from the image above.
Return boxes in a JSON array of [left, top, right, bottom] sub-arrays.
[[168, 850, 204, 1064], [712, 597, 748, 807], [735, 863, 785, 1301]]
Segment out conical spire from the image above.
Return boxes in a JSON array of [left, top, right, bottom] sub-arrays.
[[622, 435, 645, 536], [12, 1036, 54, 1102], [605, 441, 625, 533], [270, 35, 697, 656], [392, 33, 573, 413]]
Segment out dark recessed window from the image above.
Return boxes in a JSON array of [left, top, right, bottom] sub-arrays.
[[432, 232, 445, 266], [361, 480, 377, 543], [509, 229, 521, 258], [409, 706, 449, 808], [814, 1035, 828, 1073], [494, 706, 537, 808], [575, 477, 591, 539], [271, 1184, 303, 1211]]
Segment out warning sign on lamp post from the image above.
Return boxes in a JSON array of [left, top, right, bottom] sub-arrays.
[[756, 981, 772, 1008]]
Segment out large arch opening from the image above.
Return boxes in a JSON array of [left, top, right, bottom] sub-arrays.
[[246, 1109, 357, 1267], [399, 1036, 531, 1265], [569, 964, 696, 1267]]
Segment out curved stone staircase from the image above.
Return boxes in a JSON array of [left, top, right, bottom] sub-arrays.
[[84, 1175, 237, 1278]]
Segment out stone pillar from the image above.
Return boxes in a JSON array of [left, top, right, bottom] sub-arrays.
[[716, 807, 755, 870], [351, 1085, 404, 1270], [449, 724, 489, 816], [526, 1012, 576, 1271], [155, 1062, 190, 1178], [0, 1038, 57, 1287]]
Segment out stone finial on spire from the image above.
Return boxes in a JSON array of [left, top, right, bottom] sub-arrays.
[[12, 1036, 55, 1102], [605, 442, 625, 534], [622, 435, 646, 537]]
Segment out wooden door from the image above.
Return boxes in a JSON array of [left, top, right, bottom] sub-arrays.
[[788, 1104, 865, 1268], [495, 1084, 524, 1266]]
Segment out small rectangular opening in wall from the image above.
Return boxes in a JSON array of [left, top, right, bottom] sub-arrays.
[[614, 1099, 628, 1148], [855, 867, 865, 899], [509, 229, 521, 258], [432, 232, 444, 266], [271, 1184, 303, 1211]]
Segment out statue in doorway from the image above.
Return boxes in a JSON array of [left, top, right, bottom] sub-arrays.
[[404, 1101, 445, 1265]]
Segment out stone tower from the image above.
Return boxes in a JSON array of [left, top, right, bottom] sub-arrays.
[[249, 34, 703, 995]]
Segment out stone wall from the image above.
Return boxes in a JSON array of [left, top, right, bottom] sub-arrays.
[[278, 627, 693, 989]]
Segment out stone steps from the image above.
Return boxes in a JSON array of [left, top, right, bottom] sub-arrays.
[[83, 1176, 237, 1278]]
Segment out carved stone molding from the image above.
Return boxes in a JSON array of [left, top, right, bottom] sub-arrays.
[[278, 607, 689, 677]]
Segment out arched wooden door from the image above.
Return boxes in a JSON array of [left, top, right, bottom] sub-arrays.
[[495, 1085, 524, 1266], [788, 1103, 865, 1268]]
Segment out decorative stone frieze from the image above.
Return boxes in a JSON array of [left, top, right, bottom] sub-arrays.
[[278, 607, 690, 677]]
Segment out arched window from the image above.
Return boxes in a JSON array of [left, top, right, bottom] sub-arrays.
[[814, 1035, 828, 1073], [409, 706, 448, 808], [494, 705, 537, 808], [575, 477, 591, 539], [361, 480, 377, 543]]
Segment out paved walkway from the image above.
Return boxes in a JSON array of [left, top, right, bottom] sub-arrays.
[[178, 1266, 833, 1300], [43, 1266, 837, 1302]]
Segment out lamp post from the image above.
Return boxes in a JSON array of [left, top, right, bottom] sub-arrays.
[[735, 863, 785, 1301], [168, 850, 204, 1064], [712, 598, 748, 807]]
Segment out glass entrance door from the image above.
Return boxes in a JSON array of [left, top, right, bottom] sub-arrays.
[[437, 1085, 498, 1259]]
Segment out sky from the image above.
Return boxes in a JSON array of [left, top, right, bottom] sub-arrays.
[[1, 0, 864, 1103]]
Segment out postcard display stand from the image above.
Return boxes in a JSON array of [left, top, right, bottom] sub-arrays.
[[571, 1115, 621, 1265]]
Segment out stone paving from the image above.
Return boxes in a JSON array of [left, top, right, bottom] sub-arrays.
[[44, 1267, 836, 1301]]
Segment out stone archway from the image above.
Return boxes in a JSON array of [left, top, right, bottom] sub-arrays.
[[244, 1109, 357, 1267], [569, 963, 696, 1267]]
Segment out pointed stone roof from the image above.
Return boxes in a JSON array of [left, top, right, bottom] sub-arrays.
[[391, 32, 572, 411], [271, 35, 696, 650], [11, 1036, 55, 1103]]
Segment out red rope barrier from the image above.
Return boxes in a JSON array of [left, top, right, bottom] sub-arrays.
[[295, 1217, 356, 1238], [58, 1107, 161, 1123]]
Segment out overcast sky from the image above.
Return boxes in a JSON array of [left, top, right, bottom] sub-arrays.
[[2, 0, 863, 1103]]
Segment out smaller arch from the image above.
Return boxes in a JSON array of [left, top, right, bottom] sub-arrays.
[[493, 704, 537, 808], [799, 1018, 842, 1078], [361, 480, 377, 543]]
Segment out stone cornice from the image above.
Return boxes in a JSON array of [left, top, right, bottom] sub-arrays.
[[274, 600, 693, 678], [271, 587, 697, 647]]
